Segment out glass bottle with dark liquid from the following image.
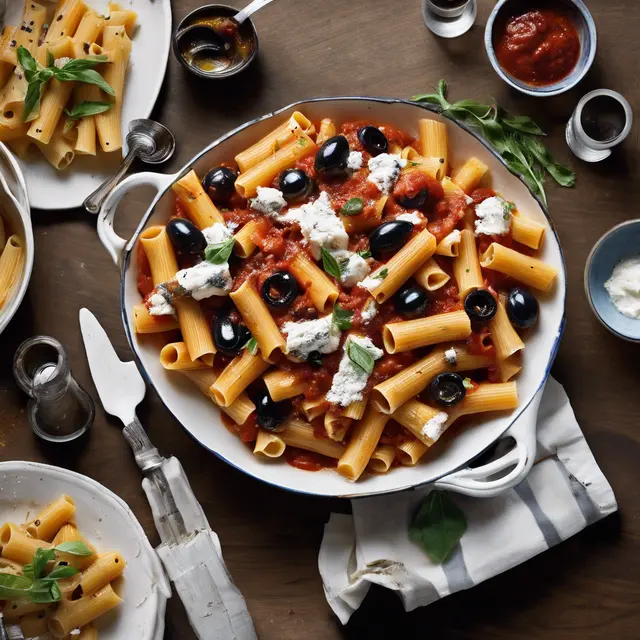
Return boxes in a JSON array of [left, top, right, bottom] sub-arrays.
[[422, 0, 477, 38], [566, 90, 633, 162]]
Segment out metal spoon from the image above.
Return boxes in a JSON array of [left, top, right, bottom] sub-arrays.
[[235, 0, 275, 25], [84, 119, 175, 215]]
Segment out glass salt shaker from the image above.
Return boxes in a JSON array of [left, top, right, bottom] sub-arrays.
[[566, 89, 633, 162], [13, 336, 95, 443], [422, 0, 477, 38]]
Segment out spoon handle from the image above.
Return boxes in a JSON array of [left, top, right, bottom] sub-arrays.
[[235, 0, 274, 25], [84, 147, 139, 214]]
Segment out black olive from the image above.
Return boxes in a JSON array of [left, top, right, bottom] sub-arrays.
[[254, 388, 291, 431], [213, 315, 251, 357], [369, 220, 413, 260], [396, 187, 429, 209], [166, 218, 207, 255], [202, 166, 237, 203], [358, 126, 388, 156], [393, 281, 428, 315], [430, 373, 467, 407], [261, 271, 299, 309], [279, 169, 313, 202], [507, 287, 539, 329], [464, 289, 498, 323], [314, 135, 349, 178]]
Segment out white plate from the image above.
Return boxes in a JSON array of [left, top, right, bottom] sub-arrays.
[[0, 461, 169, 639], [2, 0, 172, 211], [100, 98, 567, 499]]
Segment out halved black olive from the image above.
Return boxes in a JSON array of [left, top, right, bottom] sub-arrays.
[[430, 373, 466, 407], [507, 287, 539, 329], [279, 169, 313, 202], [213, 315, 251, 357], [202, 166, 237, 203], [166, 218, 207, 255], [254, 388, 291, 431], [369, 220, 413, 260], [393, 281, 428, 315], [261, 271, 299, 309], [314, 135, 349, 178], [396, 188, 429, 209], [358, 126, 388, 156], [464, 289, 498, 323]]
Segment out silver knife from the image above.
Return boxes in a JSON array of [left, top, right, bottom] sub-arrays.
[[79, 308, 257, 640]]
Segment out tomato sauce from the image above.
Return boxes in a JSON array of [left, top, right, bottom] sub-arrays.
[[284, 448, 337, 472], [493, 6, 581, 86]]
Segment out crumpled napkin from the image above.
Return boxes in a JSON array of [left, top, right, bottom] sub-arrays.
[[319, 377, 617, 624]]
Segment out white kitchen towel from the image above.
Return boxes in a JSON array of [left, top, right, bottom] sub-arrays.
[[318, 377, 617, 624]]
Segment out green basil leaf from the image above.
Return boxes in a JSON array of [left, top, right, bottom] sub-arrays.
[[64, 100, 112, 120], [357, 250, 371, 259], [33, 548, 57, 578], [519, 135, 576, 188], [46, 50, 55, 68], [59, 55, 108, 72], [54, 541, 93, 556], [321, 247, 341, 280], [462, 377, 474, 390], [347, 339, 375, 375], [502, 114, 545, 136], [30, 578, 62, 603], [339, 197, 364, 216], [204, 237, 235, 265], [374, 268, 388, 280], [0, 573, 33, 599], [244, 336, 258, 356], [332, 304, 353, 331], [55, 68, 115, 96], [22, 563, 34, 581], [409, 490, 467, 563], [17, 46, 38, 73], [450, 99, 492, 119], [22, 79, 44, 122], [46, 565, 79, 580]]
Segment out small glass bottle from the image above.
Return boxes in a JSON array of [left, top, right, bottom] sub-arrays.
[[422, 0, 477, 38], [13, 336, 94, 443], [566, 89, 633, 162]]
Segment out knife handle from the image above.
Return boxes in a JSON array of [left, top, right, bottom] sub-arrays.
[[123, 415, 163, 473]]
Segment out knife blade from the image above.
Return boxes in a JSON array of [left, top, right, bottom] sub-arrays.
[[79, 307, 145, 425]]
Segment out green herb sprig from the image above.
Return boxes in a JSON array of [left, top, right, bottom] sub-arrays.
[[339, 198, 364, 216], [205, 237, 235, 264], [321, 247, 342, 281], [412, 80, 575, 208], [332, 304, 353, 331], [409, 490, 467, 563], [346, 338, 375, 375], [0, 542, 92, 604], [18, 46, 114, 122], [244, 336, 258, 355]]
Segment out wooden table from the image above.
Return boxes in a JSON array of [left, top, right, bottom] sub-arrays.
[[1, 0, 638, 637]]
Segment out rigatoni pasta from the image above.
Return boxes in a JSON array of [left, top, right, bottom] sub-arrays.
[[131, 111, 555, 480]]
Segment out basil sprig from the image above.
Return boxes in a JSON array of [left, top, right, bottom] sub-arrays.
[[64, 100, 112, 133], [373, 268, 388, 280], [18, 46, 114, 122], [340, 197, 364, 216], [244, 336, 258, 355], [205, 237, 235, 264], [409, 490, 467, 563], [321, 247, 342, 280], [0, 541, 92, 604], [332, 304, 353, 331], [412, 80, 575, 208], [346, 338, 375, 375]]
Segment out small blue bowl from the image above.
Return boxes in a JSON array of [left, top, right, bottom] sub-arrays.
[[585, 220, 640, 342], [485, 0, 597, 97]]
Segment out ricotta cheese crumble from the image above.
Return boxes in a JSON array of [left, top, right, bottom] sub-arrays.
[[281, 315, 341, 360], [249, 186, 287, 218], [176, 261, 232, 300], [421, 411, 449, 442], [148, 290, 175, 317], [326, 336, 384, 407], [604, 255, 640, 319], [202, 222, 233, 245], [347, 150, 363, 171], [444, 347, 457, 365], [361, 299, 378, 324], [367, 153, 407, 194], [474, 196, 512, 237], [331, 250, 371, 288]]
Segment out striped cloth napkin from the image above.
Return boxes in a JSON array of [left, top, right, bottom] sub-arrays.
[[318, 377, 617, 624]]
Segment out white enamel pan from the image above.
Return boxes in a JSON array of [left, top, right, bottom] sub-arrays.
[[96, 98, 566, 499]]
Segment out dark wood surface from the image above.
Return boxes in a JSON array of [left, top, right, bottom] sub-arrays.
[[1, 0, 639, 637]]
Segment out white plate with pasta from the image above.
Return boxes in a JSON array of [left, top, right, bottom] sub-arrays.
[[97, 98, 566, 499], [0, 461, 168, 639], [0, 0, 171, 211]]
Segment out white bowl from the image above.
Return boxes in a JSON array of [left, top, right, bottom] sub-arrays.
[[98, 98, 567, 498], [0, 461, 169, 640], [0, 153, 33, 335]]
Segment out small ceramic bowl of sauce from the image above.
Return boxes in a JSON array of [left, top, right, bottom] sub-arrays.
[[173, 4, 258, 79], [585, 220, 640, 342], [485, 0, 597, 97]]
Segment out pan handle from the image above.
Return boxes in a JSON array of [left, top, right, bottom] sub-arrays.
[[433, 386, 543, 498], [97, 171, 176, 266]]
